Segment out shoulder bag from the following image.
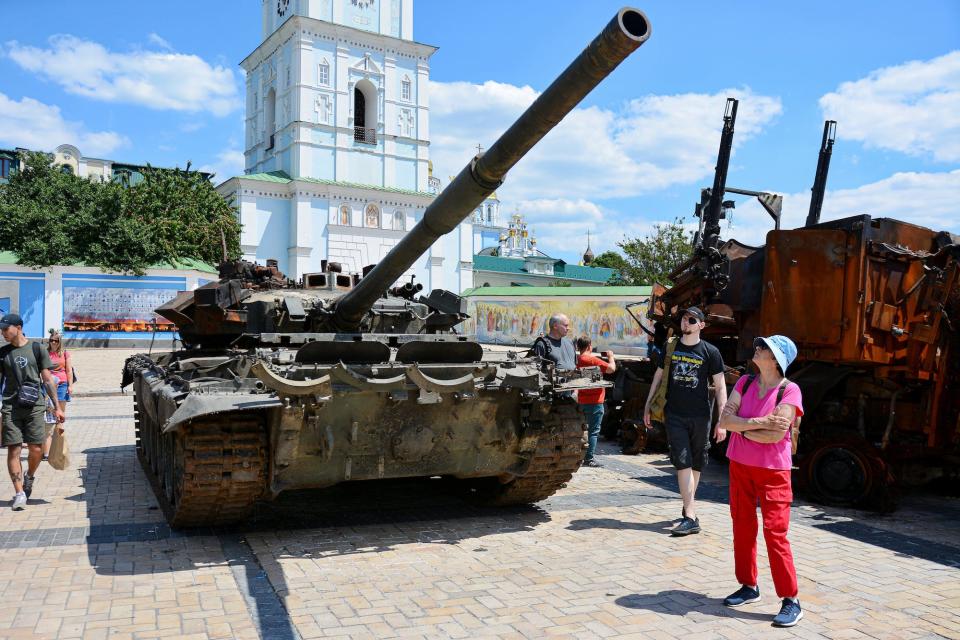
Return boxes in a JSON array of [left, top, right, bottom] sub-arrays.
[[648, 336, 678, 424]]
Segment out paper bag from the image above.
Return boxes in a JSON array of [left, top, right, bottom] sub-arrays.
[[49, 428, 70, 470]]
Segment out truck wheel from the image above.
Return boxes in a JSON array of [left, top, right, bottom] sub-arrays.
[[801, 434, 894, 509]]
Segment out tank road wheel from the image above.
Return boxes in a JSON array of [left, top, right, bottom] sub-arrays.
[[801, 434, 896, 510], [475, 403, 586, 506], [137, 412, 269, 528]]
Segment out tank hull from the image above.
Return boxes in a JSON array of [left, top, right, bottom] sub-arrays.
[[128, 349, 592, 527]]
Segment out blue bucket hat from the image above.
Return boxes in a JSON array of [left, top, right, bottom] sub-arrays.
[[754, 334, 797, 374]]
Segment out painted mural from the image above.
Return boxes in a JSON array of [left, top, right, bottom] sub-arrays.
[[63, 287, 178, 332], [465, 298, 653, 356]]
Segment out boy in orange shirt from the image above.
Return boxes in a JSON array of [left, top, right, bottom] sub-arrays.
[[575, 336, 616, 467]]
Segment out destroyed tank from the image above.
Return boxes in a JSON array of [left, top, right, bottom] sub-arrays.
[[122, 8, 651, 527]]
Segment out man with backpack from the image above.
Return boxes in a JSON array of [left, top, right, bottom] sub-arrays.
[[0, 313, 65, 511], [532, 313, 577, 372]]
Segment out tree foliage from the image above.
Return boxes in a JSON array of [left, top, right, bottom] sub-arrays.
[[0, 152, 240, 274], [591, 251, 630, 285], [596, 218, 695, 286]]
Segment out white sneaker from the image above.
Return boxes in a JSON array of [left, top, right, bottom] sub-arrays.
[[11, 493, 26, 511]]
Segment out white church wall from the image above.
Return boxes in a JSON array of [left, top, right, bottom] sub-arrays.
[[252, 197, 292, 274]]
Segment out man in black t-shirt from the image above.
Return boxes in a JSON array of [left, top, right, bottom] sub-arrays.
[[644, 307, 727, 536]]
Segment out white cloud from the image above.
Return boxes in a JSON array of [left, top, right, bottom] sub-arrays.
[[6, 35, 240, 116], [819, 51, 960, 162], [199, 148, 245, 184], [0, 92, 128, 156], [728, 170, 960, 246], [147, 33, 173, 51], [429, 81, 782, 201]]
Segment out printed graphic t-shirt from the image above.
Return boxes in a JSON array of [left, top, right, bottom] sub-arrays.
[[576, 352, 613, 405], [663, 339, 724, 419], [725, 375, 804, 470], [1, 341, 54, 408]]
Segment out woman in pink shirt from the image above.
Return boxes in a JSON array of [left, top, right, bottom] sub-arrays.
[[717, 335, 804, 627], [43, 329, 73, 461]]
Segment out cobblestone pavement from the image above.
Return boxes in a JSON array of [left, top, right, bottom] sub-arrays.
[[0, 349, 957, 639]]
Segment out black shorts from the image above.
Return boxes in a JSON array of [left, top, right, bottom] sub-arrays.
[[665, 413, 711, 471]]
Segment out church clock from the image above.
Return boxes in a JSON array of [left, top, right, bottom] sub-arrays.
[[277, 0, 290, 17]]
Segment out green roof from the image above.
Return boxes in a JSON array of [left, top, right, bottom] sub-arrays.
[[473, 255, 526, 274], [463, 285, 652, 297], [0, 251, 217, 274], [472, 254, 615, 283], [236, 170, 435, 197]]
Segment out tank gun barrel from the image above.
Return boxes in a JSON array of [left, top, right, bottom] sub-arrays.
[[330, 8, 651, 331]]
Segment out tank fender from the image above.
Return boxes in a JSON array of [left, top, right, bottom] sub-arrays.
[[407, 365, 497, 393], [498, 364, 542, 391], [161, 393, 282, 434], [329, 363, 407, 391], [250, 360, 332, 396]]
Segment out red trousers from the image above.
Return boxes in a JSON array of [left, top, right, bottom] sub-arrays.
[[728, 459, 798, 598]]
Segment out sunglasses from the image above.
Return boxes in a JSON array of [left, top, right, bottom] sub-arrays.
[[50, 339, 60, 343], [683, 316, 701, 325]]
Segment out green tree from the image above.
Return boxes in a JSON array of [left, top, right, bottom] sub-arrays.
[[591, 250, 630, 285], [596, 218, 695, 286], [619, 217, 695, 285], [0, 152, 240, 274]]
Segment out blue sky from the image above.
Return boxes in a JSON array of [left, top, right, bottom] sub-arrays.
[[1, 1, 957, 264]]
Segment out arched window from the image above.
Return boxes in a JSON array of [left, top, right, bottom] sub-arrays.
[[339, 204, 351, 226], [486, 205, 493, 223], [392, 209, 405, 231], [365, 203, 380, 228], [318, 60, 330, 86], [60, 164, 74, 175], [265, 88, 277, 149], [353, 79, 377, 144], [401, 76, 411, 101]]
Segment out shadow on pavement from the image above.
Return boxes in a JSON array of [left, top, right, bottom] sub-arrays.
[[615, 590, 772, 622], [567, 517, 678, 535], [74, 444, 551, 639]]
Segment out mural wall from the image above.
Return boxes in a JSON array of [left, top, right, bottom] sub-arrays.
[[465, 296, 653, 356], [62, 287, 179, 332]]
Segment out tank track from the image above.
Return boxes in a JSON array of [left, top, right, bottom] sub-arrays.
[[477, 402, 586, 505], [135, 395, 268, 528]]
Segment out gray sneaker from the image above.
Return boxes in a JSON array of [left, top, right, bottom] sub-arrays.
[[23, 474, 34, 499], [11, 493, 26, 511], [671, 516, 701, 536]]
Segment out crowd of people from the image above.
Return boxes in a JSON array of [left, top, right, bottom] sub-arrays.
[[535, 309, 805, 628]]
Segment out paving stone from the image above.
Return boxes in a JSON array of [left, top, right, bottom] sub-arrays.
[[0, 348, 957, 638]]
